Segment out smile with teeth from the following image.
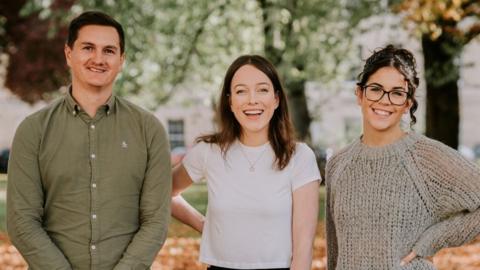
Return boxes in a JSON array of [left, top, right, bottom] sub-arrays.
[[87, 66, 107, 73], [372, 108, 392, 116], [243, 109, 264, 116]]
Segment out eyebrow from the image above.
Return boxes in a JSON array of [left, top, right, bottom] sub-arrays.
[[233, 82, 272, 88], [367, 82, 407, 91], [257, 82, 271, 87]]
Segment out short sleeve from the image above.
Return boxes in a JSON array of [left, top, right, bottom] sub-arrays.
[[182, 141, 210, 183], [291, 143, 322, 191]]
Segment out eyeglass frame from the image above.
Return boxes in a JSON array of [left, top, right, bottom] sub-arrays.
[[359, 83, 411, 106]]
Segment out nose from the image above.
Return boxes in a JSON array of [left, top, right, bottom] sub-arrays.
[[248, 91, 258, 104], [91, 49, 105, 64]]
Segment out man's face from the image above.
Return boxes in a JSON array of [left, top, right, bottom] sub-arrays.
[[64, 25, 124, 92]]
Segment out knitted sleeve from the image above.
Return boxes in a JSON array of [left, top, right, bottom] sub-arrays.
[[411, 138, 480, 257], [325, 151, 345, 270]]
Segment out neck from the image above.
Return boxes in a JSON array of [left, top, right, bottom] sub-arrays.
[[71, 83, 112, 118], [362, 126, 406, 147], [240, 131, 269, 147]]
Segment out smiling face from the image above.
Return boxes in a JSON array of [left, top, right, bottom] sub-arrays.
[[230, 64, 279, 142], [65, 25, 124, 93], [357, 66, 411, 135]]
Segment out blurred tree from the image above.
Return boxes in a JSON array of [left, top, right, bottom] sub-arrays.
[[1, 0, 260, 107], [78, 0, 262, 108], [0, 0, 73, 103], [394, 0, 480, 149], [257, 0, 383, 140], [1, 0, 380, 140]]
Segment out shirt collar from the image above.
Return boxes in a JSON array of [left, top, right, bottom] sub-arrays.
[[104, 93, 116, 115], [65, 86, 116, 116], [65, 86, 80, 116]]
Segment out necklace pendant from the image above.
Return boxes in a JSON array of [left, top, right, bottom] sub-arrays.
[[249, 166, 255, 172]]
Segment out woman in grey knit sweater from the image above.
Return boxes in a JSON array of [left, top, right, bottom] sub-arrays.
[[325, 45, 480, 270]]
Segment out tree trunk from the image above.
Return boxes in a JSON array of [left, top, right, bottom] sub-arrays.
[[258, 0, 311, 141], [422, 34, 462, 149], [285, 78, 311, 142]]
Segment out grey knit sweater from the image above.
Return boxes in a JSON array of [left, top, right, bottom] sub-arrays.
[[325, 132, 480, 270]]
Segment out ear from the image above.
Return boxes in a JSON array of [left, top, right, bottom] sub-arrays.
[[274, 91, 280, 109], [119, 53, 126, 71], [404, 99, 412, 114], [64, 44, 72, 68], [355, 86, 363, 106]]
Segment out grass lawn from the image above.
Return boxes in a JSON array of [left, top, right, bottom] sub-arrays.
[[169, 183, 326, 237]]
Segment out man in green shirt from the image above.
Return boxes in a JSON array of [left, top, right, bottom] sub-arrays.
[[7, 11, 172, 269]]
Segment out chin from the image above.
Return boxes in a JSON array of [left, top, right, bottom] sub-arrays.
[[368, 121, 400, 133], [87, 81, 113, 88]]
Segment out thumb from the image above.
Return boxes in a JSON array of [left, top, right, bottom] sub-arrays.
[[400, 251, 417, 266]]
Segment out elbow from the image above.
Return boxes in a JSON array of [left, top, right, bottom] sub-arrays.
[[6, 217, 23, 248], [171, 188, 182, 197]]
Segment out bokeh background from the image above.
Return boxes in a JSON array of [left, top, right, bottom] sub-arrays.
[[0, 0, 479, 269]]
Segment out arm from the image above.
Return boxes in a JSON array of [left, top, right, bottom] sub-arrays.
[[291, 180, 319, 270], [171, 164, 205, 233], [7, 119, 72, 269], [113, 116, 172, 270], [412, 205, 480, 257], [325, 181, 338, 270], [325, 160, 339, 270], [406, 139, 480, 259]]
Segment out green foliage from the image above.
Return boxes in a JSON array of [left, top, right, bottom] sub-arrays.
[[63, 0, 380, 110], [3, 0, 382, 113], [65, 0, 263, 109]]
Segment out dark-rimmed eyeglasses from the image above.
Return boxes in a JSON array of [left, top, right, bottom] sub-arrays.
[[362, 84, 410, 106]]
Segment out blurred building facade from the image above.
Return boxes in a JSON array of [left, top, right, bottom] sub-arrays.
[[1, 14, 479, 158], [308, 14, 480, 157]]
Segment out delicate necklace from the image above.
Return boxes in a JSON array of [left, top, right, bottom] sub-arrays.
[[239, 143, 268, 172]]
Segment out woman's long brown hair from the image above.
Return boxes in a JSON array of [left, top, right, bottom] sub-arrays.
[[197, 55, 296, 170]]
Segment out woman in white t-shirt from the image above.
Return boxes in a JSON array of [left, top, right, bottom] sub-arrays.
[[171, 55, 321, 270]]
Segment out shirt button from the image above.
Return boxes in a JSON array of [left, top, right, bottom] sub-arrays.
[[92, 183, 97, 188], [91, 154, 96, 159], [90, 124, 95, 129], [92, 214, 97, 219], [91, 245, 96, 250]]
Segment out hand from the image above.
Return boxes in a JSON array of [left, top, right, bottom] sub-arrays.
[[400, 251, 416, 266]]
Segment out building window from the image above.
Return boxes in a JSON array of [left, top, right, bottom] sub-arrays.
[[168, 119, 185, 149]]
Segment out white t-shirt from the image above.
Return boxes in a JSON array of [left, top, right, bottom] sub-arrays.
[[182, 140, 321, 269]]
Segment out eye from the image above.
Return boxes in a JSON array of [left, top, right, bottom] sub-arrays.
[[391, 90, 407, 97], [257, 88, 270, 93], [82, 46, 94, 51], [235, 89, 247, 95], [104, 48, 116, 55], [368, 86, 383, 92]]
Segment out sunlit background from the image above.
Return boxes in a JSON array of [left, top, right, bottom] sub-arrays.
[[1, 0, 479, 269]]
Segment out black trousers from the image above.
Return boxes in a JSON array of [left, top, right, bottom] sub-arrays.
[[207, 266, 289, 270]]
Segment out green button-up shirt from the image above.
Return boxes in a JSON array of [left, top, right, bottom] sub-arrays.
[[7, 90, 172, 270]]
